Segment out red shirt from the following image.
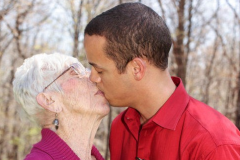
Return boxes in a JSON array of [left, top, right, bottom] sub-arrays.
[[109, 77, 240, 160]]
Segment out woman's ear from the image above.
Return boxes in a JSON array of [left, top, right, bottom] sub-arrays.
[[130, 58, 146, 81], [36, 92, 62, 113]]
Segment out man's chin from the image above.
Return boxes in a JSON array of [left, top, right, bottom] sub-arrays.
[[108, 101, 128, 108]]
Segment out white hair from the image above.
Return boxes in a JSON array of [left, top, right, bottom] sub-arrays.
[[13, 53, 83, 123]]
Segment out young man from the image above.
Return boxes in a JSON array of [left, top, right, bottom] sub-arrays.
[[84, 2, 240, 160]]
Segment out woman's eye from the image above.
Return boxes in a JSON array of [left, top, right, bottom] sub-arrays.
[[70, 69, 78, 75]]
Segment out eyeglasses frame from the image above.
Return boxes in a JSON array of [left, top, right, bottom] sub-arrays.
[[43, 63, 87, 92]]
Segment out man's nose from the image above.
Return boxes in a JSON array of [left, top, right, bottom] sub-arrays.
[[89, 68, 101, 83]]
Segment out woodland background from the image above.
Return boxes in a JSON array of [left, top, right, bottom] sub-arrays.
[[0, 0, 240, 160]]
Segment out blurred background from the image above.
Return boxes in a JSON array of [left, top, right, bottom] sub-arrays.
[[0, 0, 240, 159]]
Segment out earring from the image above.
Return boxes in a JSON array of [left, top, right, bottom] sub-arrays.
[[52, 113, 59, 130]]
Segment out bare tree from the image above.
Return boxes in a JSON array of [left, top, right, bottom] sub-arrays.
[[172, 0, 187, 85], [202, 0, 220, 104], [0, 0, 16, 21], [226, 0, 240, 129], [0, 0, 16, 62], [0, 0, 54, 159], [72, 0, 84, 57], [158, 0, 166, 20], [160, 0, 194, 86]]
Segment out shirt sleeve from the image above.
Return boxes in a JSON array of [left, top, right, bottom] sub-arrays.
[[205, 144, 240, 160]]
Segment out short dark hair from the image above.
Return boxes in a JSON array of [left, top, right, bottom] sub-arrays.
[[84, 2, 172, 73]]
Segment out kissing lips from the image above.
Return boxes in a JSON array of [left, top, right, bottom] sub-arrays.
[[95, 90, 105, 97]]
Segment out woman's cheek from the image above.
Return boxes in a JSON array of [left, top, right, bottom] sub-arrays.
[[61, 79, 79, 93]]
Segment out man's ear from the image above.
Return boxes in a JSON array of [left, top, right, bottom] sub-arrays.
[[36, 92, 62, 113], [130, 58, 146, 81]]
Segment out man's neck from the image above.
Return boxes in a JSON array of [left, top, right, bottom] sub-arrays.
[[135, 72, 176, 124]]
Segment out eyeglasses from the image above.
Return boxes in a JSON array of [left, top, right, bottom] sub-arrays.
[[43, 63, 90, 92]]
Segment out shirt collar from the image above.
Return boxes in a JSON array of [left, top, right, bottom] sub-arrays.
[[152, 77, 189, 130]]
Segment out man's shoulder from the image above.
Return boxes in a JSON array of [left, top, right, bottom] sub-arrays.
[[187, 97, 236, 128], [185, 97, 240, 146]]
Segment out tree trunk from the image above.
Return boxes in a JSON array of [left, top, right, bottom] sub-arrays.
[[73, 0, 84, 57], [236, 74, 240, 129], [172, 0, 186, 85]]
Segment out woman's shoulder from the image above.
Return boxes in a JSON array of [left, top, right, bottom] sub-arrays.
[[24, 147, 53, 160]]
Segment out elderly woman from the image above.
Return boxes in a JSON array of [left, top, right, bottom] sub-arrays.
[[13, 53, 109, 160]]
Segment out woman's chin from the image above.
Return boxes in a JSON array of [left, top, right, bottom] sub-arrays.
[[100, 104, 110, 117]]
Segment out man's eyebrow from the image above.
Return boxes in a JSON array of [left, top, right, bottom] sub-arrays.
[[89, 62, 102, 69]]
